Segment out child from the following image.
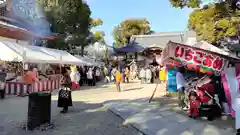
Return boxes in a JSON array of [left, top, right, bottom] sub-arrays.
[[188, 91, 200, 119]]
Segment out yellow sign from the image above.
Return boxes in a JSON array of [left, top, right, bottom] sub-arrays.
[[200, 68, 206, 73]]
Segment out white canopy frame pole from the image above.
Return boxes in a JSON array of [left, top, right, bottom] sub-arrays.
[[59, 55, 62, 74], [22, 48, 27, 76]]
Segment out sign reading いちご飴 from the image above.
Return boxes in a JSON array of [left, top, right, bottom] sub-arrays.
[[163, 41, 229, 75]]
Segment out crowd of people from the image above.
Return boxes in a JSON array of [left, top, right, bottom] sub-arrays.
[[58, 64, 134, 113], [139, 65, 166, 84]]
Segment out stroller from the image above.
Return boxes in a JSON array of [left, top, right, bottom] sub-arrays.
[[188, 78, 222, 121], [190, 82, 221, 121]]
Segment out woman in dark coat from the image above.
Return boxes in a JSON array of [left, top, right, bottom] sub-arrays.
[[58, 68, 72, 113]]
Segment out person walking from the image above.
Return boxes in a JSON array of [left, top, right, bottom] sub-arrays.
[[111, 67, 117, 83], [176, 67, 187, 110], [95, 67, 100, 82], [124, 67, 130, 83], [70, 66, 80, 89], [0, 68, 6, 99], [146, 67, 152, 84], [78, 66, 84, 86], [139, 67, 146, 84], [87, 67, 94, 86], [104, 66, 110, 83], [92, 67, 96, 86], [58, 67, 72, 113], [115, 68, 122, 92]]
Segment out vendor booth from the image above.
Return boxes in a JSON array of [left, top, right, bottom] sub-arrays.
[[0, 40, 91, 97], [162, 41, 240, 130]]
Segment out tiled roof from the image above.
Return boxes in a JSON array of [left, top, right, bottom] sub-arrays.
[[130, 31, 196, 49]]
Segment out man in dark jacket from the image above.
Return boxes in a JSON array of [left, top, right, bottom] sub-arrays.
[[0, 68, 7, 99]]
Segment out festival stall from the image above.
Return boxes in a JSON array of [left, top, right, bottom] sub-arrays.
[[0, 40, 90, 96], [162, 41, 240, 123]]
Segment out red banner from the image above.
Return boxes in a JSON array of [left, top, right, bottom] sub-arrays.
[[163, 41, 229, 74]]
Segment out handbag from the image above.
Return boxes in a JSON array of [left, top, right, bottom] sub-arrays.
[[59, 87, 71, 99]]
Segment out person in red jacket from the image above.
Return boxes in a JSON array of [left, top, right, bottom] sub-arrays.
[[188, 91, 200, 118]]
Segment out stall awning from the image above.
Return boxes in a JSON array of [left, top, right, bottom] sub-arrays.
[[40, 48, 88, 65], [0, 40, 88, 65], [0, 40, 57, 63]]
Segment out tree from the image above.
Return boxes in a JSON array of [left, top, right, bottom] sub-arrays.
[[89, 18, 105, 44], [92, 31, 105, 44], [169, 0, 240, 11], [188, 4, 239, 44], [113, 19, 152, 48], [37, 0, 104, 55]]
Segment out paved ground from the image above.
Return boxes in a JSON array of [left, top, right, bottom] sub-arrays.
[[0, 81, 146, 135], [105, 98, 235, 135], [0, 81, 236, 135]]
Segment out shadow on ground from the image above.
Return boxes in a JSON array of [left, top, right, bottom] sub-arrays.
[[0, 98, 139, 135], [76, 81, 111, 91], [104, 97, 236, 135], [123, 87, 144, 92]]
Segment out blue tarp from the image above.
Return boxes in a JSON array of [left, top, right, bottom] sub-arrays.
[[115, 44, 145, 53]]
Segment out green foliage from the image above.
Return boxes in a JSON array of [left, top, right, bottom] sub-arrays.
[[93, 31, 105, 43], [91, 18, 103, 27], [169, 0, 240, 10], [169, 0, 201, 8], [113, 19, 152, 48], [188, 4, 239, 44], [37, 0, 104, 55]]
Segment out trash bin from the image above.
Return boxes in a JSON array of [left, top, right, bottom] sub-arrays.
[[27, 92, 51, 130]]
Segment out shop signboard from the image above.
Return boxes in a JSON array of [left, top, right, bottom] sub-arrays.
[[163, 41, 229, 75]]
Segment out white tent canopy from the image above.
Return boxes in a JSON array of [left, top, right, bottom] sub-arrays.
[[0, 40, 88, 65], [0, 40, 57, 63], [40, 47, 88, 65]]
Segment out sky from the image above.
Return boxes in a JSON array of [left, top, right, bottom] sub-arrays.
[[86, 0, 193, 45]]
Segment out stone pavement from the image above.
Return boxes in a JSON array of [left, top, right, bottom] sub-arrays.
[[0, 82, 144, 135], [104, 97, 236, 135], [0, 81, 236, 135]]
